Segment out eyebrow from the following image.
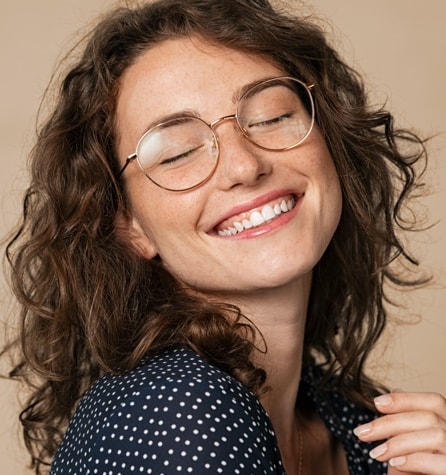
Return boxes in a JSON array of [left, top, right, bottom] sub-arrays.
[[137, 75, 282, 136], [233, 75, 281, 102], [141, 110, 201, 134], [232, 75, 282, 102]]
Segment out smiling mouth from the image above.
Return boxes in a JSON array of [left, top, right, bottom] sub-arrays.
[[215, 195, 298, 236]]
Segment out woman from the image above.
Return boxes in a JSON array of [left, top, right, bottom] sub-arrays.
[[3, 0, 446, 473]]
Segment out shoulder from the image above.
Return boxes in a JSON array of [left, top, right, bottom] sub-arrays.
[[82, 346, 267, 428], [51, 347, 284, 474]]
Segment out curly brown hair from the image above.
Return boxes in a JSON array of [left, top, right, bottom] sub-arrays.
[[2, 0, 427, 472]]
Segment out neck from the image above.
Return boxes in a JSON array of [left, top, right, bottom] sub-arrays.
[[229, 275, 311, 440], [216, 277, 349, 475]]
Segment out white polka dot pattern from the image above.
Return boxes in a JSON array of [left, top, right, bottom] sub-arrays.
[[50, 347, 387, 474], [300, 365, 388, 474], [50, 347, 284, 474]]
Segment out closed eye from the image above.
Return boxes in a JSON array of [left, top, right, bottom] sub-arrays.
[[249, 113, 293, 128], [159, 144, 205, 166]]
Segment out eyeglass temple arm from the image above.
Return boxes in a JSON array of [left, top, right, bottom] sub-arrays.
[[118, 153, 137, 178]]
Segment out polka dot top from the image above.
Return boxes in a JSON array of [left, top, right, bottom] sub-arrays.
[[50, 347, 386, 474]]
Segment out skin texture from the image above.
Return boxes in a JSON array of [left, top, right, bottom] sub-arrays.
[[116, 36, 343, 474], [354, 392, 446, 474], [115, 36, 446, 474], [116, 37, 342, 298]]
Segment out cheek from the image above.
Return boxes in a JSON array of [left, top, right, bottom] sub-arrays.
[[128, 192, 201, 260], [323, 164, 343, 227], [308, 150, 343, 234], [316, 139, 341, 190]]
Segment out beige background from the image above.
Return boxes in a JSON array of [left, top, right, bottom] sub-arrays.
[[1, 1, 445, 473]]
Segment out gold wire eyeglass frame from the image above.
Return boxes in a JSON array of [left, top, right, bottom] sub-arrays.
[[117, 76, 315, 192]]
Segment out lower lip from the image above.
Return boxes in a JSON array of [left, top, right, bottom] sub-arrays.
[[214, 195, 303, 240]]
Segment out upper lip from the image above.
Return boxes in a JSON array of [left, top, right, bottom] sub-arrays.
[[208, 189, 302, 233]]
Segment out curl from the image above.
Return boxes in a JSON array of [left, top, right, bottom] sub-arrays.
[[2, 0, 428, 470]]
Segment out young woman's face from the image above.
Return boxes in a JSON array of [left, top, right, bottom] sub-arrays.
[[116, 37, 342, 297]]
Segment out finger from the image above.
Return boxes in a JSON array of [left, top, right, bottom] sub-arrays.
[[387, 453, 446, 475], [367, 429, 446, 462], [354, 411, 446, 442], [387, 467, 418, 475], [374, 392, 446, 418]]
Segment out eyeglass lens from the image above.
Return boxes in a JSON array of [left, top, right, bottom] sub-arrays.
[[135, 77, 313, 191]]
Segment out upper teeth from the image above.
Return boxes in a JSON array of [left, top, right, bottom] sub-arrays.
[[217, 197, 296, 236]]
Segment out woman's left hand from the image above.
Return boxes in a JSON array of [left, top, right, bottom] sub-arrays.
[[354, 391, 446, 474]]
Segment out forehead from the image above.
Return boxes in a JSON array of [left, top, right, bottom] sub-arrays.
[[115, 37, 285, 152]]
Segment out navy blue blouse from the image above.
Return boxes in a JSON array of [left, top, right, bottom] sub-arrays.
[[50, 347, 386, 474]]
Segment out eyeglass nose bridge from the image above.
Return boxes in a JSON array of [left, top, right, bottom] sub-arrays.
[[209, 114, 238, 130], [208, 113, 250, 149]]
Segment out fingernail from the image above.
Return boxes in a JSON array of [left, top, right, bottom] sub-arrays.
[[389, 456, 406, 467], [374, 393, 393, 407], [353, 423, 372, 437], [369, 443, 387, 459]]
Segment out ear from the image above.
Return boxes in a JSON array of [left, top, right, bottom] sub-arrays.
[[115, 210, 158, 260]]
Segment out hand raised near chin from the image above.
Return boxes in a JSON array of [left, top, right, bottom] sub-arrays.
[[353, 391, 446, 474]]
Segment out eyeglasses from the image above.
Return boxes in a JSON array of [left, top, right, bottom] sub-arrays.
[[118, 76, 315, 191]]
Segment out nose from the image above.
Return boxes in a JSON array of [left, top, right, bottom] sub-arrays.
[[211, 116, 272, 190]]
